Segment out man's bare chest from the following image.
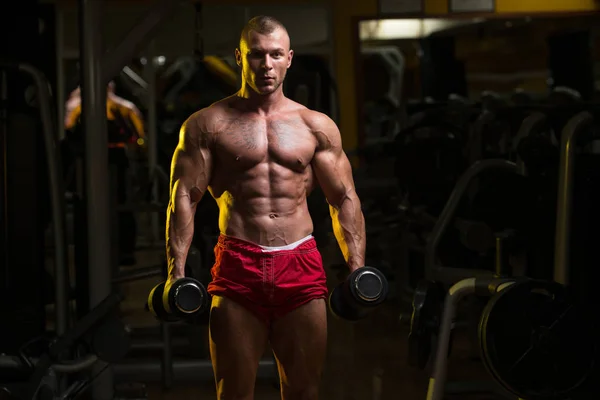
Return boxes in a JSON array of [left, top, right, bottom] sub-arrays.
[[215, 117, 316, 170]]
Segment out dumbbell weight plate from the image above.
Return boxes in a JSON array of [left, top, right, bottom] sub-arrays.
[[479, 279, 596, 399], [328, 284, 365, 322], [148, 282, 179, 322], [348, 267, 388, 307], [165, 278, 210, 317]]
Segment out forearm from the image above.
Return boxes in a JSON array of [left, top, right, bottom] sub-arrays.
[[165, 187, 196, 279], [330, 191, 366, 271]]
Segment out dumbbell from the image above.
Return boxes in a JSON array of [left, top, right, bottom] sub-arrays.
[[328, 266, 388, 321], [147, 277, 209, 322]]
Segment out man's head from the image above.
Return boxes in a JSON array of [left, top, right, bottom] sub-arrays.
[[236, 16, 293, 96]]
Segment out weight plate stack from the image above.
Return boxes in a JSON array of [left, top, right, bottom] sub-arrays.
[[479, 279, 597, 399]]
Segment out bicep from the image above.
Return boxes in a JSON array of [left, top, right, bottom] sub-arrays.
[[169, 119, 212, 197], [312, 146, 355, 207]]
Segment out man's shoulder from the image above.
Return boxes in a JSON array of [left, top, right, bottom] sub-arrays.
[[188, 96, 235, 124], [297, 107, 337, 134], [185, 97, 237, 140]]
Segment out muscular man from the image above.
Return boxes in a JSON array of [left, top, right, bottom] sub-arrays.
[[166, 16, 366, 399]]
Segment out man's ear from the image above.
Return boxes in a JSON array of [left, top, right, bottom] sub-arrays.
[[235, 48, 242, 67], [287, 49, 294, 69]]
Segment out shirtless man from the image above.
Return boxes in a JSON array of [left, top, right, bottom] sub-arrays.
[[166, 16, 366, 399]]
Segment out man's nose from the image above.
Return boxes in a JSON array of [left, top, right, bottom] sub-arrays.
[[262, 55, 273, 69]]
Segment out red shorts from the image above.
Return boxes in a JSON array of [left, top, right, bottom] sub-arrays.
[[207, 234, 328, 325]]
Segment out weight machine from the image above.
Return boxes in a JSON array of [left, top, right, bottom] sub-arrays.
[[415, 111, 599, 399]]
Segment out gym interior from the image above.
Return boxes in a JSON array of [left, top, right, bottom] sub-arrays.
[[2, 0, 600, 399]]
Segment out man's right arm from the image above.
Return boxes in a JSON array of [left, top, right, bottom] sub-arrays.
[[166, 113, 213, 281]]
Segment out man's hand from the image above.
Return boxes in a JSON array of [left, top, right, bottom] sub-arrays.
[[348, 264, 363, 273]]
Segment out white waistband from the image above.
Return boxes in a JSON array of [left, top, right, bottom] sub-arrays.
[[259, 234, 313, 252]]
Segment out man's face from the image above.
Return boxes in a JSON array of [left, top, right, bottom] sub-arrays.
[[236, 28, 293, 95]]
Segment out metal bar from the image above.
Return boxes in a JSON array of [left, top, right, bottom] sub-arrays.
[[122, 66, 148, 91], [101, 0, 186, 86], [428, 277, 515, 400], [129, 337, 188, 351], [113, 359, 277, 382], [512, 111, 548, 157], [554, 111, 594, 285], [79, 0, 111, 311], [161, 323, 174, 389], [112, 265, 162, 284], [425, 159, 522, 281], [55, 8, 66, 141], [79, 0, 113, 398], [495, 236, 504, 277], [18, 63, 69, 337], [0, 72, 6, 291], [146, 42, 160, 244], [52, 355, 98, 374], [24, 292, 122, 400], [427, 278, 477, 400]]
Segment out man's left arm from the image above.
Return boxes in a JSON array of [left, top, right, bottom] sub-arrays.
[[311, 115, 366, 272]]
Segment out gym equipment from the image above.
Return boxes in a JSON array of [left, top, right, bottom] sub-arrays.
[[361, 47, 405, 143], [394, 106, 472, 213], [479, 279, 595, 399], [0, 292, 128, 400], [147, 277, 210, 322], [510, 89, 533, 105], [0, 61, 69, 339], [425, 159, 524, 284], [423, 277, 596, 400], [407, 280, 444, 369], [468, 106, 537, 163], [419, 113, 600, 399], [513, 112, 557, 167], [481, 90, 506, 111], [554, 111, 594, 286], [328, 266, 389, 321], [408, 230, 518, 371]]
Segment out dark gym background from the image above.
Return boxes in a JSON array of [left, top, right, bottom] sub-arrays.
[[2, 1, 600, 399]]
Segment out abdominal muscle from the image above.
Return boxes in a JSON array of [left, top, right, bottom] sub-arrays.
[[211, 162, 316, 247]]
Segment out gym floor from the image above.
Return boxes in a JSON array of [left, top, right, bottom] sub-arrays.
[[110, 232, 500, 400]]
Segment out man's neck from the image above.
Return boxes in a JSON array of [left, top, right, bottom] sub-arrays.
[[237, 83, 285, 115]]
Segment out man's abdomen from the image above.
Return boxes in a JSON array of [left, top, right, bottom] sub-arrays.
[[218, 200, 315, 247]]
